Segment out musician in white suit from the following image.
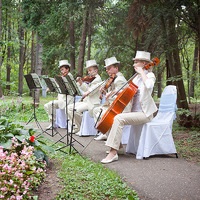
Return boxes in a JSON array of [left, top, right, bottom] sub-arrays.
[[67, 59, 102, 134], [100, 51, 158, 164], [44, 60, 73, 129], [93, 56, 132, 141]]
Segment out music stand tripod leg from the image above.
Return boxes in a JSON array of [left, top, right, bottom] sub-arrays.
[[52, 94, 74, 153], [26, 89, 47, 135], [45, 97, 62, 137], [54, 94, 84, 155], [68, 95, 84, 154]]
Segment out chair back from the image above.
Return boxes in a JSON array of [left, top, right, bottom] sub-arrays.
[[153, 85, 177, 122], [158, 85, 177, 112]]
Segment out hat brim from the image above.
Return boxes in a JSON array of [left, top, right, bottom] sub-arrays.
[[104, 61, 120, 68], [59, 64, 71, 68], [133, 58, 151, 62], [85, 64, 98, 69]]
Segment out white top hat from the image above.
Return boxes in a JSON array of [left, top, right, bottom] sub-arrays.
[[85, 60, 98, 69], [133, 51, 151, 62], [104, 56, 120, 68], [58, 60, 71, 68]]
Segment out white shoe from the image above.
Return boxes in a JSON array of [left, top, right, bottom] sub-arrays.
[[46, 124, 52, 130], [69, 128, 79, 134], [101, 154, 118, 164], [94, 134, 107, 141], [75, 131, 81, 136], [106, 148, 125, 155]]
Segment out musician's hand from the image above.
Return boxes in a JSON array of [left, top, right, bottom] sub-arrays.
[[105, 91, 111, 100], [134, 66, 144, 74], [82, 91, 90, 98], [76, 77, 83, 85]]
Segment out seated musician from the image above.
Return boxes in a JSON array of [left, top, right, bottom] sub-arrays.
[[67, 59, 102, 135], [44, 60, 73, 129], [100, 51, 158, 164], [93, 56, 132, 141]]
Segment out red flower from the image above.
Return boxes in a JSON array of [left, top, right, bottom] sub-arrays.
[[29, 135, 35, 143]]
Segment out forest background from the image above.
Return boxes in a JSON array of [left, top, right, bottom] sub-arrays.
[[0, 0, 199, 115]]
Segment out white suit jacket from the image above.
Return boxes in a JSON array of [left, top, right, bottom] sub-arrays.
[[78, 74, 102, 106], [133, 72, 157, 117]]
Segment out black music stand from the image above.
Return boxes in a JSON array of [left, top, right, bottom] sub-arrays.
[[53, 73, 83, 154], [43, 77, 62, 137], [24, 73, 45, 132]]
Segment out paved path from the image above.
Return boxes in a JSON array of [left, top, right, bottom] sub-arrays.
[[27, 122, 200, 200]]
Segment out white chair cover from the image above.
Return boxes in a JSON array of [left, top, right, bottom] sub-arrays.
[[79, 111, 97, 136], [126, 85, 178, 159], [121, 125, 131, 144], [55, 109, 68, 128], [55, 96, 82, 129]]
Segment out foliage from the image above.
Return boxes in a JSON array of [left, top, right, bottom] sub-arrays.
[[0, 140, 46, 199], [176, 108, 200, 128], [0, 116, 54, 163], [53, 153, 139, 200]]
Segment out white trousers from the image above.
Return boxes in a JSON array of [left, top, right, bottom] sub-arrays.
[[106, 112, 153, 150], [44, 100, 64, 121], [68, 101, 89, 130]]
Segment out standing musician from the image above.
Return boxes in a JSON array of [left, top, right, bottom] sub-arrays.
[[93, 56, 132, 141], [44, 60, 73, 129], [67, 59, 102, 135], [100, 51, 158, 164]]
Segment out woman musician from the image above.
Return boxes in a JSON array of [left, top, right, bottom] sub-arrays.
[[100, 51, 158, 164], [67, 59, 102, 135]]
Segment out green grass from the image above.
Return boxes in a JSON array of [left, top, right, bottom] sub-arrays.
[[0, 95, 50, 122], [51, 151, 139, 200]]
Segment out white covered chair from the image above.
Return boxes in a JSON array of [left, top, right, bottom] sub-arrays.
[[126, 85, 178, 159], [55, 108, 68, 128], [121, 125, 131, 144], [78, 111, 97, 136], [55, 96, 81, 129]]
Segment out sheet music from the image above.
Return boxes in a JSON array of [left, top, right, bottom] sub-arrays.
[[43, 77, 61, 93], [55, 76, 74, 95], [66, 73, 82, 96], [24, 73, 42, 90]]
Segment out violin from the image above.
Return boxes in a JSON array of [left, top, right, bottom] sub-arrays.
[[82, 75, 96, 83], [76, 75, 96, 83], [99, 74, 117, 99]]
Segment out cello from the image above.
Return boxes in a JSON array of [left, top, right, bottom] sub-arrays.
[[96, 57, 160, 134]]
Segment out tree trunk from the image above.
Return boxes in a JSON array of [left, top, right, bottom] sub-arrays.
[[69, 18, 75, 72], [18, 24, 25, 96], [0, 0, 3, 97], [167, 15, 189, 110], [87, 7, 93, 60], [6, 17, 11, 92], [35, 33, 43, 104], [31, 31, 36, 73], [156, 67, 162, 98], [77, 9, 89, 76], [189, 39, 198, 98]]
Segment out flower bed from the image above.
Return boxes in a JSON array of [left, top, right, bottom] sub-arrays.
[[0, 117, 54, 199]]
